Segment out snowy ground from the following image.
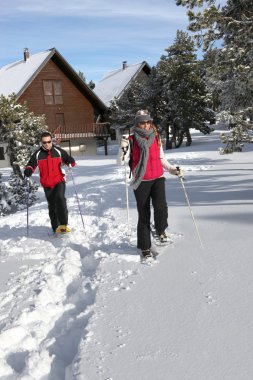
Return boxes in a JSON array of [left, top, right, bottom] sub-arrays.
[[1, 130, 253, 380]]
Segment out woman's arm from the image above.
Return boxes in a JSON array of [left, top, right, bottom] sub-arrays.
[[160, 145, 178, 175]]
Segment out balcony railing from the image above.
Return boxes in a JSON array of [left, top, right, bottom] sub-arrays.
[[52, 122, 110, 141]]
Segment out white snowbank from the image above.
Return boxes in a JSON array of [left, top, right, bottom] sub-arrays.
[[1, 130, 253, 379]]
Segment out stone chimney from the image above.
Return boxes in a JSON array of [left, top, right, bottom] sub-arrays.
[[122, 61, 128, 70], [23, 48, 30, 61]]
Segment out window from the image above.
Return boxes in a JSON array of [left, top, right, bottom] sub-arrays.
[[43, 80, 63, 105]]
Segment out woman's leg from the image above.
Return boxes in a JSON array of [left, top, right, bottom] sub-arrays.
[[134, 181, 153, 250], [151, 177, 168, 234]]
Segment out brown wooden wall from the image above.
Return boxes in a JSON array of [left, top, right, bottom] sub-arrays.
[[19, 60, 94, 133]]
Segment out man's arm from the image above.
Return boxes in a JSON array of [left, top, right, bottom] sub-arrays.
[[59, 147, 76, 167], [24, 150, 39, 177]]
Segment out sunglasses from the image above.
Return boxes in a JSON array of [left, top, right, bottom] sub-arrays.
[[41, 140, 52, 145]]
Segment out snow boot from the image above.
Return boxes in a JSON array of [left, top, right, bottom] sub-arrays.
[[141, 249, 152, 259], [55, 225, 71, 234], [159, 232, 169, 243]]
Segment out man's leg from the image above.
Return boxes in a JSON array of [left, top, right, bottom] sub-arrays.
[[44, 187, 59, 232], [54, 181, 68, 226]]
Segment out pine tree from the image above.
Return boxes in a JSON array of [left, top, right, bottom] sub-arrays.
[[109, 32, 210, 149], [176, 0, 253, 152], [78, 71, 95, 89], [8, 172, 39, 210], [78, 71, 86, 82], [201, 49, 221, 114], [156, 30, 210, 148], [109, 75, 155, 132], [0, 94, 47, 212], [0, 172, 11, 216]]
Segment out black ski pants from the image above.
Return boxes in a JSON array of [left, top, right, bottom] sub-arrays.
[[44, 181, 68, 232], [134, 177, 168, 250]]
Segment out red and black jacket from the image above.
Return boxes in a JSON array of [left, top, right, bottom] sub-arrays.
[[25, 145, 75, 188]]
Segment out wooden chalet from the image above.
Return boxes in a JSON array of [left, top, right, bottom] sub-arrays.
[[0, 48, 110, 163], [94, 60, 151, 141]]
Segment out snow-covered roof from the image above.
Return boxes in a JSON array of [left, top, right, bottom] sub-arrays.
[[0, 49, 54, 98], [94, 61, 151, 107], [0, 48, 107, 111]]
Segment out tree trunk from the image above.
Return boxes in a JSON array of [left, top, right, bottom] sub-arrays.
[[165, 125, 172, 149], [104, 137, 108, 155], [185, 128, 192, 146]]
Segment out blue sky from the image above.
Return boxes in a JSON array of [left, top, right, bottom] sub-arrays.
[[1, 0, 225, 84]]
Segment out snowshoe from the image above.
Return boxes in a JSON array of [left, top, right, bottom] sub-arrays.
[[141, 249, 152, 259], [159, 232, 169, 244], [140, 248, 158, 264], [150, 224, 173, 246], [55, 225, 71, 234]]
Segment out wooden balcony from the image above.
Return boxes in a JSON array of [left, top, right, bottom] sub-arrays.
[[52, 122, 110, 141]]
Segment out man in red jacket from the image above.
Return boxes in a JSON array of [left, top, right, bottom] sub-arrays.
[[24, 131, 76, 234]]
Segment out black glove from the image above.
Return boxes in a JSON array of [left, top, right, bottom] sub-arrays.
[[24, 168, 33, 177]]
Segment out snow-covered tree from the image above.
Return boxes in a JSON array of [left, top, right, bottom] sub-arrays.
[[109, 29, 213, 149], [109, 74, 155, 132], [176, 0, 253, 152], [0, 172, 11, 216], [217, 111, 253, 154], [201, 48, 222, 113], [156, 30, 210, 147], [110, 31, 210, 149], [0, 94, 47, 166], [8, 171, 39, 210], [0, 94, 47, 212]]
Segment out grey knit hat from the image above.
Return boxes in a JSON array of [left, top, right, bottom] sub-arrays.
[[134, 114, 153, 125]]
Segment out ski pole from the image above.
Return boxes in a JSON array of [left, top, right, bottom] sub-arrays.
[[124, 158, 131, 237], [177, 167, 204, 248], [26, 177, 30, 237], [69, 167, 85, 231]]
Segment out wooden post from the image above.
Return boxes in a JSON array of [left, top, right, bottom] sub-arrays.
[[104, 138, 108, 155]]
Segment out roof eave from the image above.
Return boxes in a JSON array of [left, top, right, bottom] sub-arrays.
[[117, 61, 152, 100], [16, 48, 55, 99], [16, 48, 108, 112]]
